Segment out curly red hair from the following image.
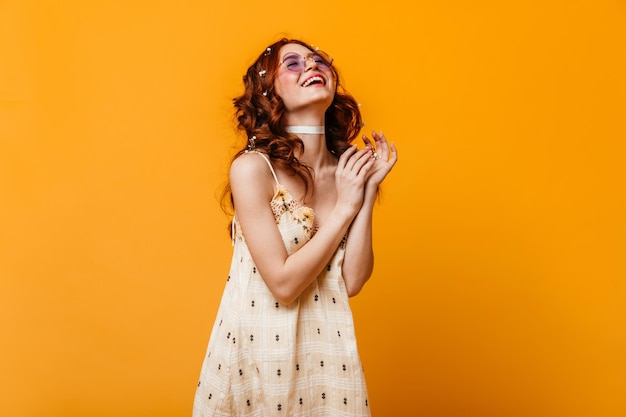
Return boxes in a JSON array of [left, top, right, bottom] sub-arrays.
[[222, 38, 363, 215]]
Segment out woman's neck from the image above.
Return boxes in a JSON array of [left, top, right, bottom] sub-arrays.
[[299, 136, 330, 168], [285, 113, 332, 170]]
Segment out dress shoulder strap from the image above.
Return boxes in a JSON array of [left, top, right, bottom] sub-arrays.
[[246, 150, 279, 185]]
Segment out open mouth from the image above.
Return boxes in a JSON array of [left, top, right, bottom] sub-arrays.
[[301, 76, 325, 87]]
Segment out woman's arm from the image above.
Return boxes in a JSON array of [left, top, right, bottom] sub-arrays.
[[342, 131, 398, 296], [341, 186, 376, 296], [231, 146, 375, 305]]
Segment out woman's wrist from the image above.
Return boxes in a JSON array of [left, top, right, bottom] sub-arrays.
[[331, 202, 360, 224], [364, 182, 380, 198]]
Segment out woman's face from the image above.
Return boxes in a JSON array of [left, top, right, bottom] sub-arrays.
[[273, 43, 335, 113]]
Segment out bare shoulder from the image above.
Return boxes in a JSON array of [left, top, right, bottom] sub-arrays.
[[230, 152, 275, 198]]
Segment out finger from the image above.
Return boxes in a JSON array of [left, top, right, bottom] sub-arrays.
[[350, 147, 375, 174], [338, 144, 358, 168], [362, 135, 373, 150], [356, 155, 376, 178], [345, 147, 372, 172], [374, 131, 390, 160], [368, 131, 385, 161], [372, 130, 383, 146], [388, 141, 398, 165]]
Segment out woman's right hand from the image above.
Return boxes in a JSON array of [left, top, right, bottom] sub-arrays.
[[334, 145, 375, 218]]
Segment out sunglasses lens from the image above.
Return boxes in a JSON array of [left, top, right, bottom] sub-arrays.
[[313, 53, 331, 69], [283, 54, 304, 72]]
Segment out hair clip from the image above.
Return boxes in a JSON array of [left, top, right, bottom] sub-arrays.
[[247, 135, 256, 151], [263, 47, 271, 56], [259, 70, 267, 77]]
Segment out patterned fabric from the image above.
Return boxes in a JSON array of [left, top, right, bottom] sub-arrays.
[[193, 152, 370, 416]]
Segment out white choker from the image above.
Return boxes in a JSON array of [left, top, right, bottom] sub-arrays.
[[285, 125, 325, 134]]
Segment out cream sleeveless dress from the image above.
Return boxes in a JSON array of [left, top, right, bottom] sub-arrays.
[[193, 151, 370, 416]]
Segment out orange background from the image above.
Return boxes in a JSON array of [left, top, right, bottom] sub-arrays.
[[1, 1, 625, 416]]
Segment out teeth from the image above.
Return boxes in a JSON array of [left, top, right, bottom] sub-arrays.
[[302, 76, 323, 87]]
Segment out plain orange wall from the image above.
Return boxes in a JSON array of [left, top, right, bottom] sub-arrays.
[[2, 1, 625, 416]]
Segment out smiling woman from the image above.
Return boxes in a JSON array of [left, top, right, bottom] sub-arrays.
[[192, 38, 398, 416]]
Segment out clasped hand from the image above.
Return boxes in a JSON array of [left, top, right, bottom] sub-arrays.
[[335, 131, 398, 216]]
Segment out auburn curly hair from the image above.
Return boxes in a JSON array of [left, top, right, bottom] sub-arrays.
[[222, 38, 363, 215]]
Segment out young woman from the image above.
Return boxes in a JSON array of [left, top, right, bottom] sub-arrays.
[[193, 37, 397, 416]]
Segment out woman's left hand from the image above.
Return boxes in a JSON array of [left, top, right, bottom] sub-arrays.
[[361, 131, 398, 189]]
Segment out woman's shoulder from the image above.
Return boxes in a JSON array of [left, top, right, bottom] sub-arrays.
[[230, 151, 276, 188]]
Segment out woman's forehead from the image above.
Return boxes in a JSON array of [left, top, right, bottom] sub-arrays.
[[278, 43, 313, 58]]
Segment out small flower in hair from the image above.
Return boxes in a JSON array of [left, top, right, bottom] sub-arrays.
[[259, 70, 267, 77], [263, 47, 272, 56], [248, 135, 256, 151]]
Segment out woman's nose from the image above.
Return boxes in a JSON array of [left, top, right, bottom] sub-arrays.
[[303, 56, 318, 70]]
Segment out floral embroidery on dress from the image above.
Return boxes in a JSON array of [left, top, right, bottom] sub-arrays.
[[293, 206, 315, 237], [269, 185, 317, 238], [236, 185, 317, 243]]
